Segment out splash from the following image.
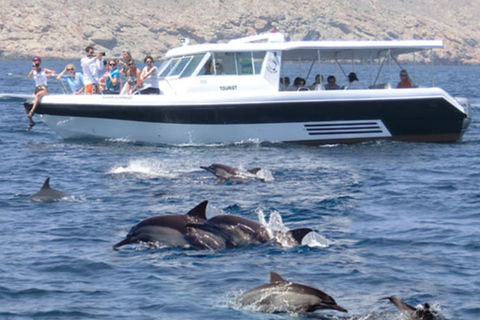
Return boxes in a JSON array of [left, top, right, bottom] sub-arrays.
[[107, 159, 190, 178], [256, 209, 330, 248]]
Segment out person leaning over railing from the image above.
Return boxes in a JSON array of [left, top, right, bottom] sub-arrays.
[[139, 56, 160, 94]]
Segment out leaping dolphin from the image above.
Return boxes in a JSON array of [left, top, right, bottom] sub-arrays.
[[29, 177, 68, 202], [200, 163, 267, 184], [188, 214, 313, 248], [113, 200, 226, 250], [234, 272, 348, 314], [381, 296, 442, 320]]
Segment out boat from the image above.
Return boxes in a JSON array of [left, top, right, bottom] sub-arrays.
[[22, 32, 472, 145]]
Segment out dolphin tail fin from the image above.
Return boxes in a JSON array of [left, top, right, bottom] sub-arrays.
[[287, 228, 313, 244], [381, 296, 416, 312], [186, 201, 208, 220], [41, 177, 51, 190]]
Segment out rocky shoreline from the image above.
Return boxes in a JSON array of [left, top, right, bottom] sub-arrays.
[[1, 0, 479, 64]]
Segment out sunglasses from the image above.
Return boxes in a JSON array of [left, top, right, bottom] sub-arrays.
[[146, 60, 152, 63], [128, 63, 135, 66], [67, 68, 74, 71], [109, 64, 116, 66]]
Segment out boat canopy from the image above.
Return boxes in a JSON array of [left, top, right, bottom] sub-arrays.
[[166, 32, 443, 61]]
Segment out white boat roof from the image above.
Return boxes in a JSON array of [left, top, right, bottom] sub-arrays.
[[166, 32, 443, 60]]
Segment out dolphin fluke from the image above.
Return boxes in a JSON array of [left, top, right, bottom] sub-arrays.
[[30, 177, 68, 202], [286, 228, 313, 244]]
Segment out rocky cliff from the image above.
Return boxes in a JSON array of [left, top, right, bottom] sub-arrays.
[[1, 0, 479, 64]]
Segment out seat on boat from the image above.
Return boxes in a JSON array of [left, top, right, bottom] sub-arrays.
[[368, 83, 391, 89]]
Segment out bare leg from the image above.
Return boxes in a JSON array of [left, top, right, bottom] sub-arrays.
[[26, 89, 48, 131]]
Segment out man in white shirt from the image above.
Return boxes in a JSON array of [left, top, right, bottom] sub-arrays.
[[80, 46, 104, 94]]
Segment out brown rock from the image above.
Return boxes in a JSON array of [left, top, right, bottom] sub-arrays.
[[0, 0, 479, 64]]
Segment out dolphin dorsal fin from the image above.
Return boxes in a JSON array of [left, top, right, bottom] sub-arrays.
[[41, 177, 51, 190], [270, 272, 286, 283], [186, 200, 208, 220]]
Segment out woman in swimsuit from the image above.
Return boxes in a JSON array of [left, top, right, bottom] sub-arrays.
[[27, 56, 56, 131], [124, 58, 142, 95]]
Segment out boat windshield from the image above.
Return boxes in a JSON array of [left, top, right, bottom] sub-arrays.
[[158, 54, 204, 78]]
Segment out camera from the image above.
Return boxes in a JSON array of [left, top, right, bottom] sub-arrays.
[[101, 52, 106, 56]]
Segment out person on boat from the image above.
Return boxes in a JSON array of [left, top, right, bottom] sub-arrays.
[[203, 60, 213, 75], [397, 69, 413, 88], [26, 56, 56, 132], [214, 62, 224, 75], [287, 77, 307, 91], [139, 56, 160, 94], [325, 75, 341, 90], [56, 64, 84, 94], [80, 46, 105, 94], [279, 76, 290, 91], [309, 74, 323, 90], [101, 59, 121, 94], [123, 58, 142, 95], [346, 72, 362, 89], [118, 49, 132, 77]]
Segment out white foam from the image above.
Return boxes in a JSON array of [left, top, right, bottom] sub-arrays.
[[107, 159, 194, 178], [256, 209, 330, 248]]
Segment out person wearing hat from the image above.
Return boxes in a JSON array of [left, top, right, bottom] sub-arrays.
[[26, 56, 56, 131], [118, 49, 132, 77]]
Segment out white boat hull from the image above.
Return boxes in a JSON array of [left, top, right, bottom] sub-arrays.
[[40, 115, 392, 145]]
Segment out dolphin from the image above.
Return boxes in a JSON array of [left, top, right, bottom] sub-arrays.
[[382, 296, 442, 320], [188, 214, 313, 248], [200, 163, 265, 184], [29, 177, 68, 202], [234, 271, 348, 314], [113, 200, 226, 250]]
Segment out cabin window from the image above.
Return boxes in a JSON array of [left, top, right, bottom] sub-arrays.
[[168, 57, 192, 77], [252, 52, 265, 74], [158, 59, 175, 78], [211, 51, 266, 75]]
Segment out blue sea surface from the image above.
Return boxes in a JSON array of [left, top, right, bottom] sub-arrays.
[[0, 60, 479, 320]]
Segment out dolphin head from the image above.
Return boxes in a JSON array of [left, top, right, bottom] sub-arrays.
[[29, 177, 68, 202]]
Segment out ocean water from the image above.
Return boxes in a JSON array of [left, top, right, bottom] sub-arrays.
[[0, 60, 479, 320]]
